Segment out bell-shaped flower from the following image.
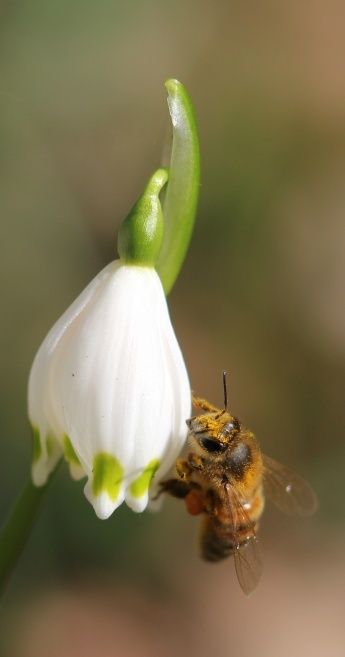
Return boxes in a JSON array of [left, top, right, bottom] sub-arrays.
[[28, 170, 191, 519]]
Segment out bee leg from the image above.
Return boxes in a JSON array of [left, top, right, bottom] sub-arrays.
[[176, 458, 193, 480], [204, 488, 219, 516], [187, 452, 204, 471], [185, 488, 206, 515], [153, 458, 195, 501], [192, 395, 220, 413], [156, 478, 192, 500]]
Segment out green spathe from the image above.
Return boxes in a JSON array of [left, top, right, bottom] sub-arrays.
[[129, 459, 160, 498], [63, 435, 81, 466], [92, 452, 124, 501], [156, 79, 200, 294], [117, 168, 168, 266]]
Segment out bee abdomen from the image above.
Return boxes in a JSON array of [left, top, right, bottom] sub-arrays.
[[200, 517, 236, 562]]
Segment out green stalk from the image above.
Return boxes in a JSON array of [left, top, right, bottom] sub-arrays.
[[157, 79, 200, 294], [0, 467, 58, 593]]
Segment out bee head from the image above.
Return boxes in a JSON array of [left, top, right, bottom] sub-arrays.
[[186, 371, 241, 456], [186, 412, 241, 456]]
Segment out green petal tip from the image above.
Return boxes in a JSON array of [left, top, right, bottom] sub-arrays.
[[31, 427, 42, 463], [63, 436, 81, 466], [92, 452, 124, 502], [129, 459, 160, 498]]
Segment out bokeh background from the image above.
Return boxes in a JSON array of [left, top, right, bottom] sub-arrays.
[[1, 1, 345, 655]]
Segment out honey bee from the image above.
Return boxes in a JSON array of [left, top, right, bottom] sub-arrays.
[[159, 371, 317, 595]]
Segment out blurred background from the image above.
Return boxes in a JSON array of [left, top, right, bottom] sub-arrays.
[[1, 1, 345, 655]]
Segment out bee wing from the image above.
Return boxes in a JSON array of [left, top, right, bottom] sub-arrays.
[[225, 483, 263, 595], [234, 537, 262, 596], [263, 455, 318, 516]]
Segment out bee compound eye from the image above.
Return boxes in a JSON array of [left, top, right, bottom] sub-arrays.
[[200, 437, 227, 454]]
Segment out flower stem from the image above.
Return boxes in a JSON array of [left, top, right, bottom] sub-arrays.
[[157, 79, 201, 294], [0, 466, 58, 593]]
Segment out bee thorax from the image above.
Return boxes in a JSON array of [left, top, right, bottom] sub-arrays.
[[226, 442, 252, 478]]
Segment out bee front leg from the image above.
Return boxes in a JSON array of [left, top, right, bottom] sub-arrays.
[[175, 458, 193, 480], [157, 478, 205, 516], [192, 395, 220, 413], [155, 458, 194, 500], [156, 478, 192, 500], [187, 452, 204, 471]]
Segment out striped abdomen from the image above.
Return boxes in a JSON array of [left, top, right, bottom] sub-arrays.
[[200, 486, 264, 562]]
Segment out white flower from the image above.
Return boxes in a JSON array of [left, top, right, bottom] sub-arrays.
[[28, 261, 191, 519]]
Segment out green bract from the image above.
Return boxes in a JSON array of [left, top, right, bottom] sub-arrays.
[[157, 79, 200, 294], [117, 168, 168, 266]]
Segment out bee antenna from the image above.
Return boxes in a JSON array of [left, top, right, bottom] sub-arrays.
[[222, 370, 228, 410]]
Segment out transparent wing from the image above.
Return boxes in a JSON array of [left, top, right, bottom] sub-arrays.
[[225, 483, 263, 595], [263, 455, 318, 517], [234, 537, 262, 596]]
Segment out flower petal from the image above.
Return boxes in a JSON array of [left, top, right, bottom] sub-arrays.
[[28, 260, 191, 517], [83, 451, 125, 519], [49, 264, 190, 515], [28, 262, 116, 484], [31, 428, 62, 486]]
